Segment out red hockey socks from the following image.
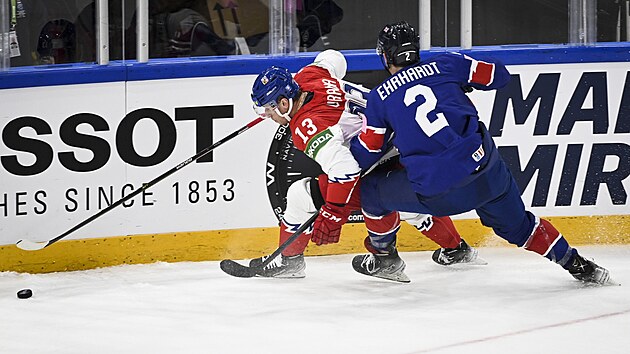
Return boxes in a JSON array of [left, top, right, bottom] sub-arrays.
[[363, 211, 401, 252], [419, 216, 462, 249], [524, 218, 575, 267], [280, 220, 312, 257]]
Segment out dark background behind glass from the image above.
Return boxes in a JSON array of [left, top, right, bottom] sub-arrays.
[[7, 0, 628, 67]]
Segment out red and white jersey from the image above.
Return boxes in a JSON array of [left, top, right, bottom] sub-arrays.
[[289, 61, 368, 205]]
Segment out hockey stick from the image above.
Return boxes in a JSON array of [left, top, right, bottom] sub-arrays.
[[219, 212, 318, 278], [16, 117, 266, 251], [219, 145, 400, 278]]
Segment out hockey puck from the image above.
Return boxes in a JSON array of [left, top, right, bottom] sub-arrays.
[[17, 289, 32, 299]]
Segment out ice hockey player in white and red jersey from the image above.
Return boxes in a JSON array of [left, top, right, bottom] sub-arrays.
[[248, 49, 483, 282]]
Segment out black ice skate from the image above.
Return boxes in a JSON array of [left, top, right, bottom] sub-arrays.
[[249, 254, 306, 278], [566, 254, 616, 285], [352, 245, 410, 283], [431, 239, 487, 266]]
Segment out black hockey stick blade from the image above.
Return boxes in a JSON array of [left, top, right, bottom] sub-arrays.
[[220, 213, 318, 278], [219, 260, 258, 278]]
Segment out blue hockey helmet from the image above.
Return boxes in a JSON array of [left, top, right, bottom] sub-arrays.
[[251, 66, 300, 109]]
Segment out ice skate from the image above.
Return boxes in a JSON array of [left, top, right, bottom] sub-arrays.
[[432, 239, 487, 266], [249, 254, 306, 278], [352, 246, 410, 283], [566, 254, 617, 286]]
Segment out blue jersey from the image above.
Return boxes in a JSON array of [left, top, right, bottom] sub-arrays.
[[351, 52, 511, 197]]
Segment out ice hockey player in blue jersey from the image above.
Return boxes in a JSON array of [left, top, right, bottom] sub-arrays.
[[350, 21, 614, 285]]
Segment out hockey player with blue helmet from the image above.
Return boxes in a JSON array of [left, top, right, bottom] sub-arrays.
[[251, 66, 300, 123]]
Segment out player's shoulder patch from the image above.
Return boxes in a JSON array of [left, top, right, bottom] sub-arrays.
[[305, 128, 334, 159]]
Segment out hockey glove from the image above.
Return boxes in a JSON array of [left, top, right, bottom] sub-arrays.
[[311, 203, 350, 245]]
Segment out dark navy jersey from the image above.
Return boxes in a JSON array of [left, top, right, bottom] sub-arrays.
[[351, 52, 511, 197]]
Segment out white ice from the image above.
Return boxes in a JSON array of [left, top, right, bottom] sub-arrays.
[[1, 245, 629, 354]]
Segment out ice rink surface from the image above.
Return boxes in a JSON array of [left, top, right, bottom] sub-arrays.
[[1, 245, 629, 354]]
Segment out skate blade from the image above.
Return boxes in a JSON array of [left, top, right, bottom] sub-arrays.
[[439, 256, 488, 267], [353, 266, 411, 283], [466, 256, 488, 266], [256, 271, 306, 279], [463, 249, 488, 265], [605, 278, 621, 286], [575, 272, 621, 287], [576, 278, 621, 287], [601, 274, 621, 287], [368, 270, 411, 283]]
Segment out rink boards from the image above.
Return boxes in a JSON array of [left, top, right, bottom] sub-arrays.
[[1, 45, 629, 272]]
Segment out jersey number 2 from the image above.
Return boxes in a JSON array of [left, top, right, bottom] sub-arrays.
[[403, 84, 449, 137]]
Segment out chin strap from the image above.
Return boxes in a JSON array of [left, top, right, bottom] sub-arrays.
[[276, 93, 305, 121], [273, 97, 294, 121], [285, 97, 295, 121]]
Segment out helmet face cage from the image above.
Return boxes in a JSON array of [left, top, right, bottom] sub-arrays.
[[376, 21, 420, 69], [251, 66, 300, 111]]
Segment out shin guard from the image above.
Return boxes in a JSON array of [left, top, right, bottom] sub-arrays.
[[363, 210, 401, 253], [403, 213, 461, 249], [523, 217, 574, 267], [280, 219, 313, 257], [280, 177, 318, 256]]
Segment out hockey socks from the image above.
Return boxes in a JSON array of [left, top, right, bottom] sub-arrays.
[[416, 215, 462, 249], [512, 216, 613, 284], [279, 219, 312, 257], [363, 211, 401, 253], [524, 217, 575, 267]]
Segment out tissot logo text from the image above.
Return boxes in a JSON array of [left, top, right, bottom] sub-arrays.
[[1, 105, 234, 176]]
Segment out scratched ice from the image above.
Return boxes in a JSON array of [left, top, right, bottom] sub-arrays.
[[1, 245, 629, 354]]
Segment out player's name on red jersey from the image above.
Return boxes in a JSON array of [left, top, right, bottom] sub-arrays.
[[321, 78, 344, 108]]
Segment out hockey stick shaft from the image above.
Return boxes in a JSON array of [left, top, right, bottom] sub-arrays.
[[219, 212, 318, 277], [16, 117, 265, 251], [260, 212, 318, 267]]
